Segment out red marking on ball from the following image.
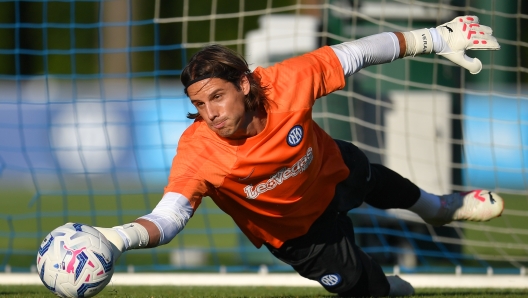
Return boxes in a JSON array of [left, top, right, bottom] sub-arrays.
[[474, 190, 486, 202]]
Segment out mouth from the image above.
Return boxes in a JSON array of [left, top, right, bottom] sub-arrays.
[[212, 119, 226, 129]]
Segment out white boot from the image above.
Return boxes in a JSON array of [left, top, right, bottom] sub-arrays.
[[422, 190, 504, 226]]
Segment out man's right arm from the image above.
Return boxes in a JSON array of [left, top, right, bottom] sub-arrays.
[[95, 192, 194, 260]]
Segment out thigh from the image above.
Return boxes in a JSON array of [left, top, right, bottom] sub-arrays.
[[334, 139, 420, 210], [333, 139, 373, 212]]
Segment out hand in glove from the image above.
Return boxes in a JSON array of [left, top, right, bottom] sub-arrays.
[[94, 223, 150, 262], [433, 15, 500, 74], [404, 15, 500, 74]]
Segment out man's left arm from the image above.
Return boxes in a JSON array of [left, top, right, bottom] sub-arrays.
[[332, 15, 500, 76]]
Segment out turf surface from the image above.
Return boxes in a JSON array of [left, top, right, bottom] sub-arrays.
[[3, 192, 528, 273], [1, 286, 528, 297]]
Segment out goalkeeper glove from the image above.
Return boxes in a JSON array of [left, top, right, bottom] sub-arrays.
[[403, 15, 500, 74], [94, 223, 150, 261]]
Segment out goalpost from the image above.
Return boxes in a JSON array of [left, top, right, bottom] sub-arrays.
[[0, 0, 527, 281]]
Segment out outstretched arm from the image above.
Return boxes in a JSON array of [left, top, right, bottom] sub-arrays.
[[332, 15, 499, 76], [95, 192, 193, 260], [133, 218, 161, 247]]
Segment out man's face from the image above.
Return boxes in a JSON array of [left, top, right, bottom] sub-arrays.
[[187, 77, 251, 139]]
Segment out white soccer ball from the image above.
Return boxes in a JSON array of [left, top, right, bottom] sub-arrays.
[[36, 223, 114, 298]]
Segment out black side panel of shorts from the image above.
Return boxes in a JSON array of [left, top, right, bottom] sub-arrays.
[[338, 248, 390, 297]]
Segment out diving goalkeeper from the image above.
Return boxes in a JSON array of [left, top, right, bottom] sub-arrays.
[[95, 16, 502, 297]]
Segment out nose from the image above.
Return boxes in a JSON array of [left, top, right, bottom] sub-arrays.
[[204, 102, 219, 121]]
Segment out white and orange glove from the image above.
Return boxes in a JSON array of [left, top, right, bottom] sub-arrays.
[[403, 15, 500, 74]]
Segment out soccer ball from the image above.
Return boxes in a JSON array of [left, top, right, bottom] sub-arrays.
[[36, 223, 114, 298]]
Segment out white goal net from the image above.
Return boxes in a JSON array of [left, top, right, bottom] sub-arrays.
[[0, 0, 526, 275]]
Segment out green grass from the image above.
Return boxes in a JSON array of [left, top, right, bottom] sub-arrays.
[[461, 193, 528, 261], [1, 285, 528, 297], [2, 190, 527, 272], [1, 190, 247, 270]]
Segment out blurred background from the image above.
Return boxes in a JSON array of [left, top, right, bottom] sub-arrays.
[[0, 0, 527, 275]]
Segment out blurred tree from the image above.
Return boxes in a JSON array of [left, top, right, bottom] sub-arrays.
[[0, 1, 15, 75], [0, 0, 324, 77]]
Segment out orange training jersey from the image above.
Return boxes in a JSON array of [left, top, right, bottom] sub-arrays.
[[165, 46, 350, 248]]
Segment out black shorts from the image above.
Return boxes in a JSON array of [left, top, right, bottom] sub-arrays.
[[265, 140, 419, 296], [265, 200, 389, 296]]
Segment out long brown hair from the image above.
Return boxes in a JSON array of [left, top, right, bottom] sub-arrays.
[[181, 44, 267, 119]]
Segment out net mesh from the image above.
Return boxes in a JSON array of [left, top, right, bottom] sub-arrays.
[[0, 0, 527, 274]]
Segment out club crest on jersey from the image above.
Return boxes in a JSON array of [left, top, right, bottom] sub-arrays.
[[320, 273, 341, 287], [287, 125, 304, 147]]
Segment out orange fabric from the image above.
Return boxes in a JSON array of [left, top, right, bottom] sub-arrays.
[[165, 46, 350, 248]]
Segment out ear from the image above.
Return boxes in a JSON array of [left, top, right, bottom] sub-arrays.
[[240, 75, 250, 96]]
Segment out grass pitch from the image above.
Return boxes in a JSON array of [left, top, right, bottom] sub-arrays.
[[3, 191, 528, 272], [1, 286, 528, 297]]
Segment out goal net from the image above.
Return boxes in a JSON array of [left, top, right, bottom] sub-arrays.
[[1, 0, 527, 276]]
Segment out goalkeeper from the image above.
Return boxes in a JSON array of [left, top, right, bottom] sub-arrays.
[[96, 16, 502, 297]]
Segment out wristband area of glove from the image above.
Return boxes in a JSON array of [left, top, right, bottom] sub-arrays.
[[402, 28, 433, 56], [114, 223, 150, 250]]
